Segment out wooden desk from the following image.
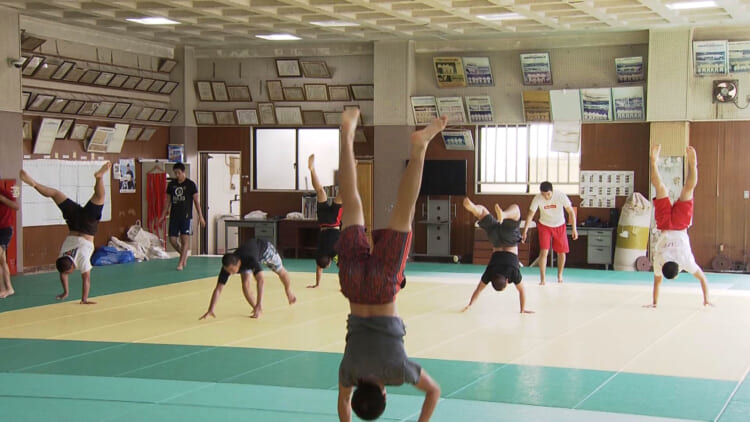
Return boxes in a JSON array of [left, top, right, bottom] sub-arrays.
[[224, 219, 278, 252], [278, 219, 320, 258]]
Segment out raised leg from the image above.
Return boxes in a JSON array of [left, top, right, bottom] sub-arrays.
[[679, 146, 698, 201], [90, 162, 111, 206], [496, 203, 520, 222], [388, 116, 448, 232], [650, 145, 669, 200], [339, 109, 365, 229], [463, 197, 490, 220], [20, 170, 67, 204], [308, 154, 328, 202]]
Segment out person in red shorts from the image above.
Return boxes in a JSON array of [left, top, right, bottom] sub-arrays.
[[644, 144, 711, 308], [336, 109, 442, 422], [522, 181, 578, 285], [0, 182, 19, 298]]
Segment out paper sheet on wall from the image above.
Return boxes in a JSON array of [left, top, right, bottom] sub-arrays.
[[22, 159, 112, 227], [551, 121, 581, 153], [579, 170, 634, 208]]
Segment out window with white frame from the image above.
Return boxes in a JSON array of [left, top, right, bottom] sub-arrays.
[[477, 123, 580, 194], [253, 128, 340, 191]]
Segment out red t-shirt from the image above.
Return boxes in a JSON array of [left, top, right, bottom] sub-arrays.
[[0, 187, 15, 229]]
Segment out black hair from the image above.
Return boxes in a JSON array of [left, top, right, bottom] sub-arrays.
[[173, 162, 186, 172], [540, 181, 553, 192], [351, 380, 386, 421], [662, 261, 680, 279], [490, 273, 508, 291], [316, 255, 331, 269], [55, 256, 74, 273], [222, 253, 240, 267]]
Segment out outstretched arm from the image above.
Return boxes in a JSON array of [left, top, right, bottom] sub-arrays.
[[693, 269, 712, 306], [414, 369, 441, 422], [0, 194, 19, 211], [308, 265, 323, 288], [515, 282, 534, 314], [337, 383, 353, 422], [462, 281, 488, 312], [308, 154, 328, 202], [200, 283, 225, 319], [644, 274, 662, 308], [80, 271, 96, 304]]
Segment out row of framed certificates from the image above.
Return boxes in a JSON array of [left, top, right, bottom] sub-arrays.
[[194, 105, 363, 126], [22, 91, 178, 123], [22, 119, 159, 143], [195, 80, 374, 103], [20, 55, 178, 95]]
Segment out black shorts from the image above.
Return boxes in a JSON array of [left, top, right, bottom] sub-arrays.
[[478, 215, 521, 248], [481, 251, 522, 285], [0, 227, 12, 249], [58, 199, 103, 236], [316, 228, 340, 259]]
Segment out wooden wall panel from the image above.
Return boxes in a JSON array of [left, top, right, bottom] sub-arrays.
[[22, 118, 170, 270], [689, 122, 721, 268]]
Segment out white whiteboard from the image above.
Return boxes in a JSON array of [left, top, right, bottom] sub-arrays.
[[22, 160, 112, 227]]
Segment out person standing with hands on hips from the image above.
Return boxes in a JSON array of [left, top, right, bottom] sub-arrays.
[[522, 181, 577, 285]]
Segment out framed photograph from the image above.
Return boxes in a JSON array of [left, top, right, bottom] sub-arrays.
[[266, 80, 284, 101], [410, 96, 438, 125], [136, 107, 155, 121], [85, 127, 94, 140], [125, 127, 143, 141], [194, 110, 216, 125], [433, 57, 466, 88], [354, 128, 367, 143], [22, 120, 32, 140], [108, 73, 129, 88], [728, 41, 750, 73], [62, 67, 85, 82], [135, 78, 155, 91], [147, 79, 166, 93], [56, 119, 75, 139], [211, 81, 229, 101], [168, 144, 184, 162], [436, 96, 467, 123], [282, 86, 305, 101], [520, 52, 553, 85], [93, 101, 115, 117], [522, 90, 551, 122], [139, 127, 157, 141], [344, 104, 364, 124], [302, 110, 325, 125], [227, 85, 252, 101], [258, 103, 276, 124], [235, 109, 259, 125], [149, 108, 166, 121], [276, 59, 302, 77], [69, 123, 88, 141], [612, 86, 645, 120], [615, 56, 644, 83], [465, 95, 494, 123], [694, 40, 728, 75], [196, 81, 214, 101], [62, 100, 84, 115], [159, 59, 178, 73], [21, 91, 30, 109], [463, 56, 494, 87], [300, 60, 331, 78], [323, 111, 341, 125], [162, 110, 178, 122], [108, 102, 132, 119], [50, 61, 75, 80], [328, 85, 351, 101], [275, 106, 303, 125], [78, 69, 101, 85], [94, 71, 115, 86], [580, 88, 613, 121], [33, 62, 59, 79], [161, 81, 178, 94], [215, 111, 236, 125], [22, 56, 45, 76], [122, 75, 142, 90], [27, 94, 55, 111], [442, 130, 475, 151], [78, 102, 99, 116], [304, 84, 328, 101], [124, 105, 142, 120], [46, 98, 69, 114], [350, 84, 374, 100]]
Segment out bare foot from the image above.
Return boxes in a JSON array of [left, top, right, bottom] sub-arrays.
[[463, 197, 478, 214], [539, 281, 546, 286], [95, 161, 112, 178], [251, 307, 263, 319], [411, 115, 448, 150], [308, 154, 315, 171], [176, 264, 184, 271], [287, 291, 297, 305], [80, 300, 97, 304], [557, 278, 564, 284], [0, 290, 7, 299], [494, 204, 504, 222], [341, 109, 360, 139], [19, 169, 36, 188], [686, 146, 697, 167], [650, 144, 661, 163], [3, 289, 14, 298], [56, 292, 68, 300], [307, 284, 319, 288]]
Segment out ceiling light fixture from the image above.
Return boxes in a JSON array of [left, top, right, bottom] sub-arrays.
[[126, 17, 180, 25], [255, 34, 302, 40], [476, 13, 525, 21], [310, 20, 360, 27], [665, 1, 717, 10]]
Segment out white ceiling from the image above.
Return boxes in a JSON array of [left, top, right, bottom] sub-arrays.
[[2, 0, 750, 47]]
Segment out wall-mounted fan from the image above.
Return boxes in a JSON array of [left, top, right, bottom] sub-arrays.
[[713, 80, 738, 103]]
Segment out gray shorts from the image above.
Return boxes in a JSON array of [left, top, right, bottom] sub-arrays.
[[241, 243, 284, 274]]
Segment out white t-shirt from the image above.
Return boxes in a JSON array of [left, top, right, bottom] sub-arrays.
[[530, 191, 572, 227], [58, 235, 94, 274], [652, 230, 699, 277]]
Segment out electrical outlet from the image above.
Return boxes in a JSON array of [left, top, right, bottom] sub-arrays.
[[744, 190, 749, 199]]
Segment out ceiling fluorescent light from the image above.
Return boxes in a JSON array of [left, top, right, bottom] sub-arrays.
[[665, 1, 717, 10], [126, 17, 180, 25], [255, 34, 302, 40], [310, 20, 360, 27], [477, 13, 525, 21]]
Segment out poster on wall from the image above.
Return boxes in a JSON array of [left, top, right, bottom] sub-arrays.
[[433, 57, 467, 88], [436, 97, 467, 123], [693, 40, 728, 75], [612, 86, 645, 121], [615, 56, 644, 83], [465, 96, 494, 123], [728, 41, 750, 73], [520, 52, 552, 85], [522, 90, 551, 122], [410, 96, 439, 124], [462, 57, 494, 86], [551, 121, 581, 153], [580, 88, 612, 121], [119, 158, 136, 193], [168, 144, 185, 163], [579, 171, 634, 208], [442, 130, 474, 151]]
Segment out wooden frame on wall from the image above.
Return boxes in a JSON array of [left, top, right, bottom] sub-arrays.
[[275, 59, 302, 77]]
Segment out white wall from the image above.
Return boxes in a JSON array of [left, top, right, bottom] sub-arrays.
[[207, 153, 240, 254]]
